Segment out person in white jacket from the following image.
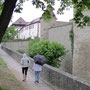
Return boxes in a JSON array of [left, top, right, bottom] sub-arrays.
[[21, 53, 30, 81], [32, 63, 42, 83]]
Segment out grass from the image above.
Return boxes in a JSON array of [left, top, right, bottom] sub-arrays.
[[6, 72, 20, 86], [16, 49, 25, 54], [0, 85, 10, 90], [0, 58, 7, 68], [0, 57, 22, 90]]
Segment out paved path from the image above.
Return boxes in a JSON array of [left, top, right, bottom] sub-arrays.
[[0, 47, 53, 90]]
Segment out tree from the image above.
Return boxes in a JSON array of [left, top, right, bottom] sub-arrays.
[[32, 0, 90, 27], [0, 0, 90, 43], [0, 0, 25, 43], [2, 26, 18, 41], [0, 0, 17, 43]]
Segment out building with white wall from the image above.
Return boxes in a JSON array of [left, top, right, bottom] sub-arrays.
[[12, 17, 28, 31], [18, 17, 41, 39], [12, 17, 29, 38]]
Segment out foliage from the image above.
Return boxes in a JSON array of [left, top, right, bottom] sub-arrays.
[[0, 85, 10, 90], [16, 49, 25, 54], [1, 0, 89, 27], [2, 37, 39, 42], [0, 58, 7, 68], [9, 39, 24, 42], [0, 57, 22, 90], [25, 37, 32, 40], [2, 26, 18, 42], [28, 37, 40, 48], [32, 0, 90, 27], [28, 37, 40, 55], [28, 39, 66, 67], [42, 9, 53, 22], [0, 0, 4, 14], [14, 0, 30, 13], [73, 0, 90, 28], [88, 19, 90, 26], [69, 24, 74, 56], [0, 0, 27, 14]]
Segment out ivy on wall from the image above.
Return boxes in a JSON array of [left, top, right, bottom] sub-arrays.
[[88, 19, 90, 26], [69, 24, 74, 56]]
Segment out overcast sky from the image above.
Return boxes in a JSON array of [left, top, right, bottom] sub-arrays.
[[11, 0, 73, 23]]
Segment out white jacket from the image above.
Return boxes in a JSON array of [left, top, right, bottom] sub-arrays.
[[21, 53, 30, 67], [32, 63, 42, 71]]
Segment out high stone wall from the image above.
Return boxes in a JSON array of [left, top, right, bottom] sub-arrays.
[[2, 41, 29, 53], [73, 24, 90, 80], [48, 24, 72, 73]]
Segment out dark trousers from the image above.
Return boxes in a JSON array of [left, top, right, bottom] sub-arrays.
[[22, 67, 28, 75]]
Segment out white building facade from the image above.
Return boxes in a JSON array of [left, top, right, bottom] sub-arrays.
[[12, 17, 29, 39], [18, 18, 41, 39]]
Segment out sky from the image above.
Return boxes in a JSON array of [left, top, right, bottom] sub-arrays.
[[11, 0, 73, 23]]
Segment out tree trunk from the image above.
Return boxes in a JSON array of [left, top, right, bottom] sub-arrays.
[[0, 0, 17, 43]]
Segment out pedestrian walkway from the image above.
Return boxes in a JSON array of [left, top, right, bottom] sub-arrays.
[[0, 47, 53, 90]]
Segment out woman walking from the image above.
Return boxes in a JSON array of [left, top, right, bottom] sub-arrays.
[[32, 63, 42, 83], [21, 53, 30, 81]]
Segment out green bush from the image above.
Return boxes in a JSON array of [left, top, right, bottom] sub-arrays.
[[16, 49, 25, 54], [28, 40, 66, 68]]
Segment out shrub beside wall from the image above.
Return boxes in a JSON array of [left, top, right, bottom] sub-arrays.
[[28, 39, 66, 67], [16, 49, 25, 54]]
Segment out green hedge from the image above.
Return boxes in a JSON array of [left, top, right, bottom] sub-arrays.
[[28, 39, 66, 68], [16, 49, 25, 54]]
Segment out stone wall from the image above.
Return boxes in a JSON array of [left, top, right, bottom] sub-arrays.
[[2, 41, 29, 53], [73, 10, 90, 80], [48, 23, 73, 73], [48, 24, 72, 50], [40, 18, 72, 41], [40, 19, 73, 73], [1, 45, 90, 90], [73, 24, 90, 80]]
